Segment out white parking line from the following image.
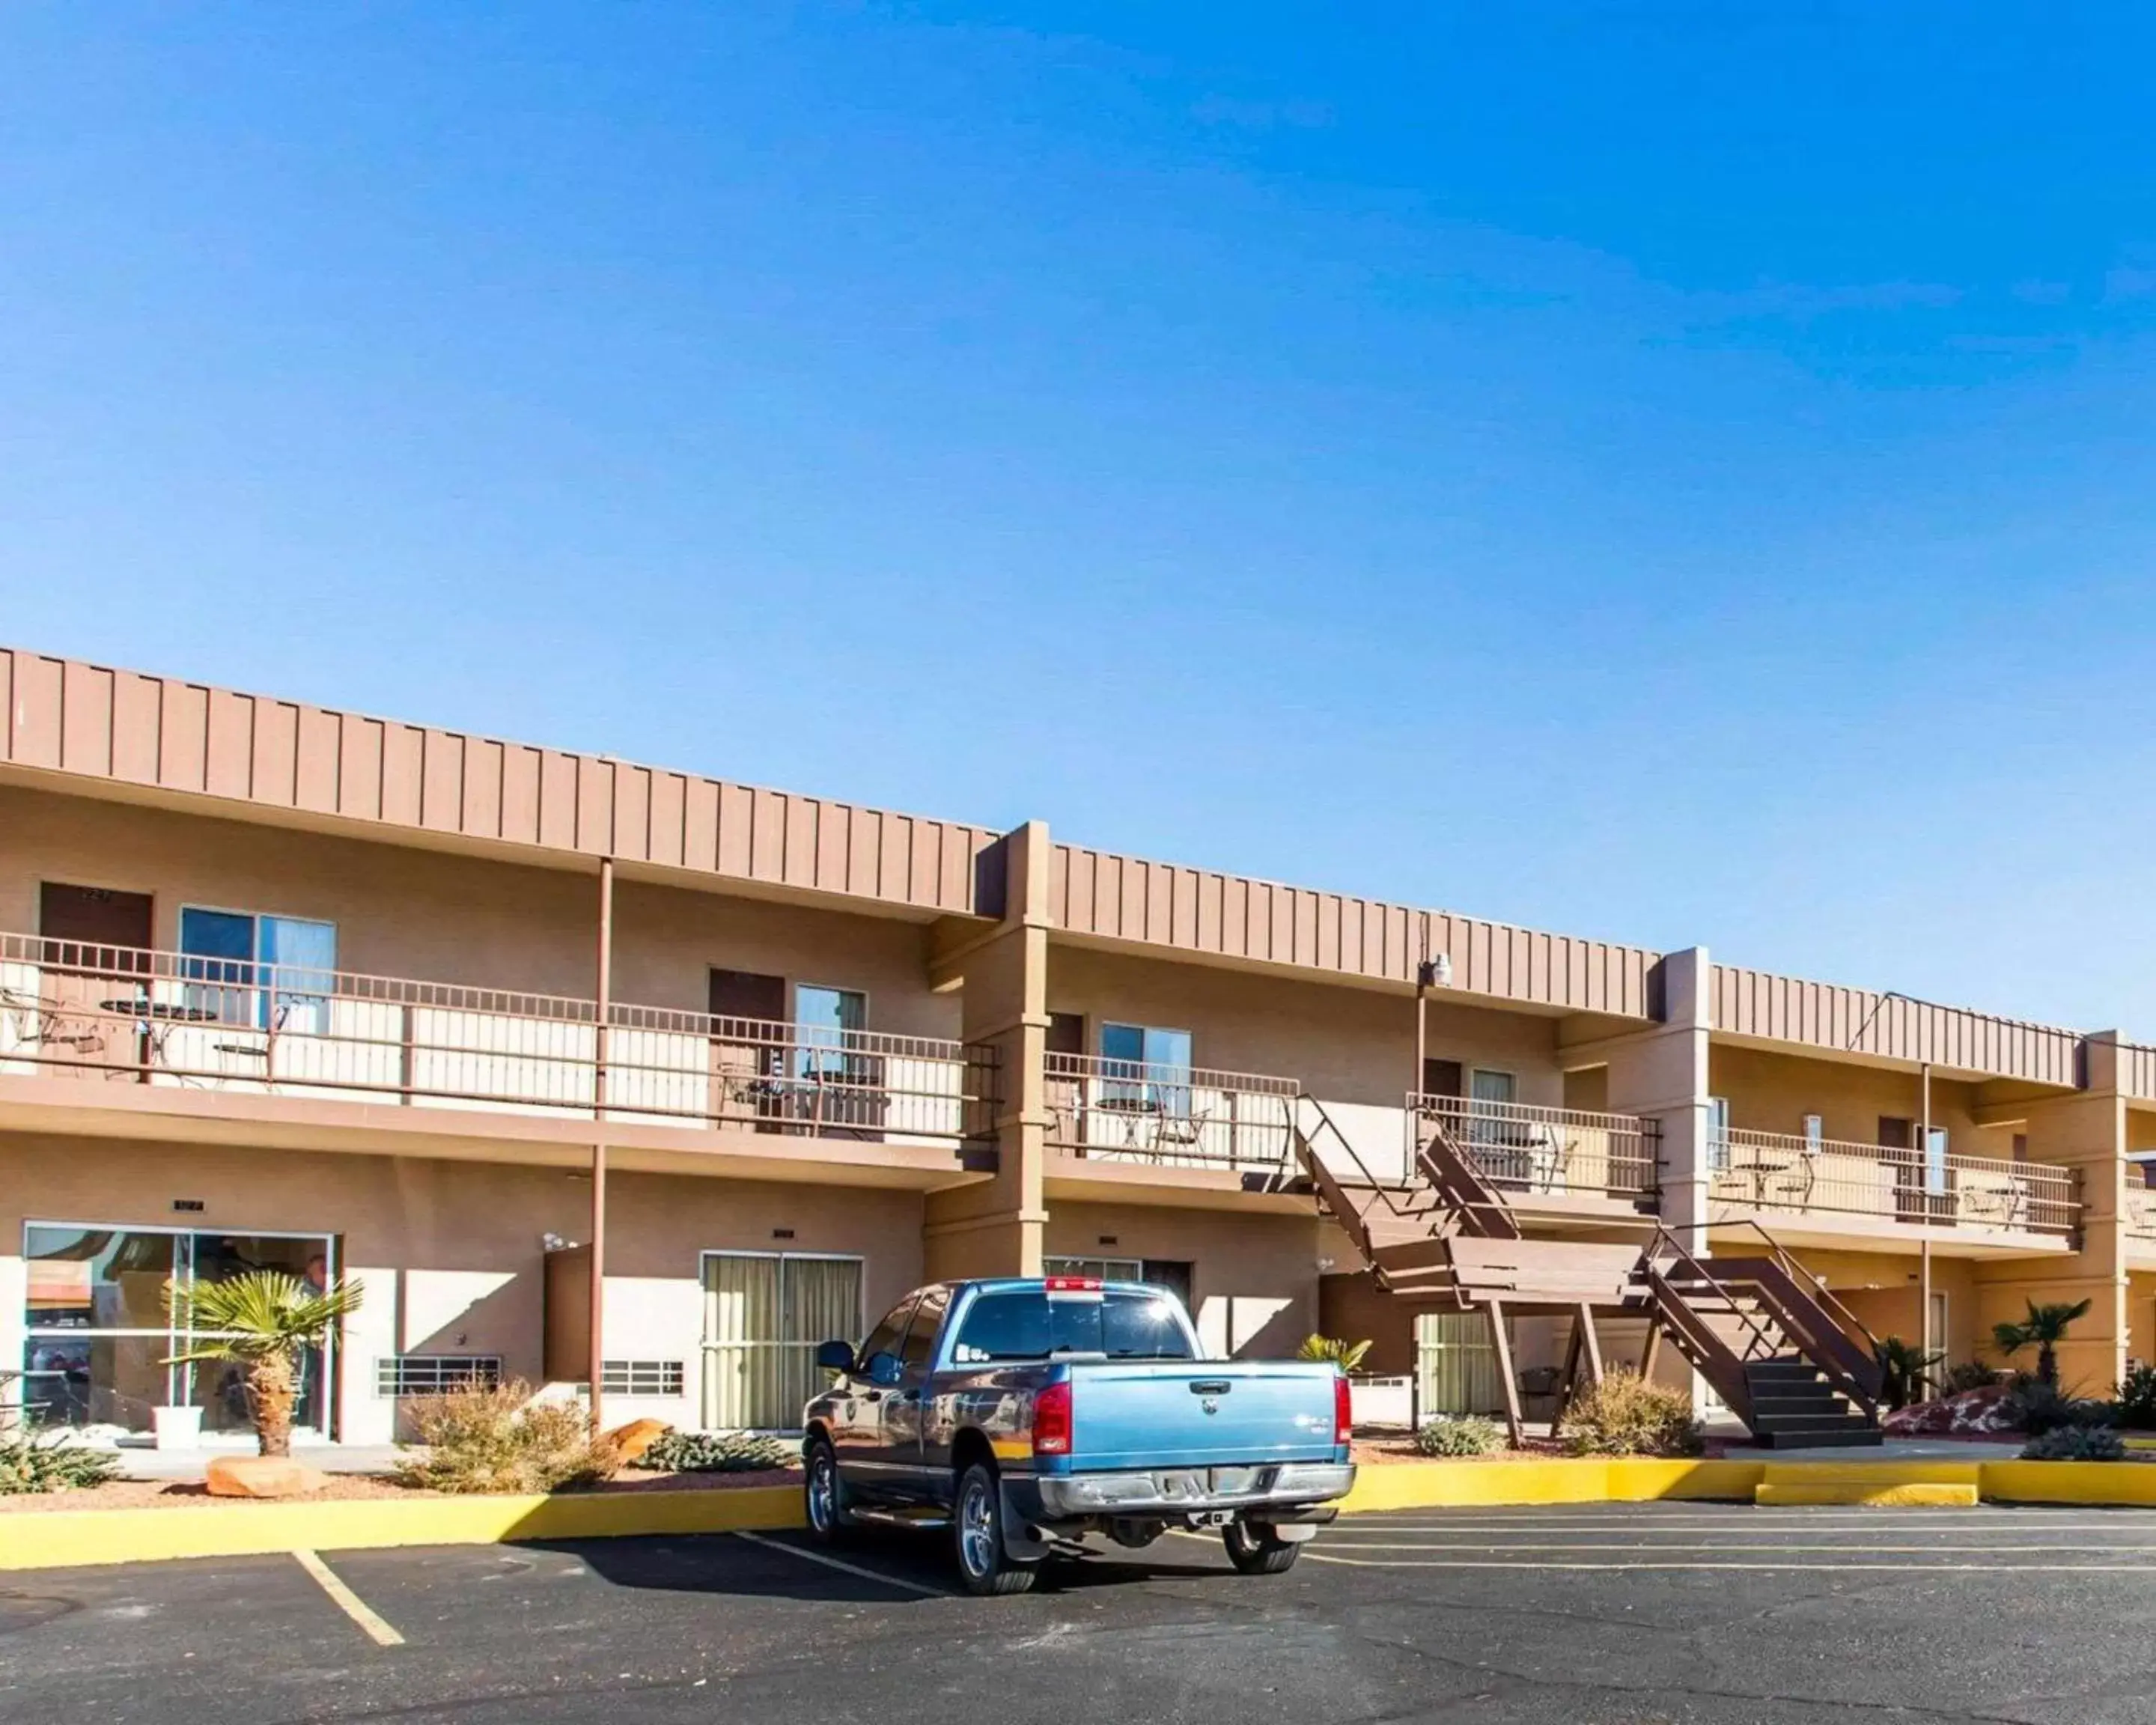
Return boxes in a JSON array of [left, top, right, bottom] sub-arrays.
[[732, 1531, 951, 1598], [291, 1549, 404, 1647], [1318, 1540, 2156, 1554], [1302, 1552, 2156, 1573]]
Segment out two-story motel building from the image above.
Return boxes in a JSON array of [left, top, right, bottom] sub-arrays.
[[4, 645, 2154, 1446]]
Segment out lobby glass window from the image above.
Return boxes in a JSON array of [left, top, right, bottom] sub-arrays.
[[21, 1225, 337, 1438], [701, 1253, 864, 1430]]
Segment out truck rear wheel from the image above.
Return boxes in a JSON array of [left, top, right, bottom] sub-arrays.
[[953, 1461, 1039, 1596], [1222, 1521, 1302, 1575]]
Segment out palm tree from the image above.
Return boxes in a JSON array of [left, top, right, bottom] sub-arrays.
[[1874, 1336, 1944, 1412], [164, 1271, 365, 1457], [1991, 1297, 2091, 1388], [1297, 1335, 1373, 1373]]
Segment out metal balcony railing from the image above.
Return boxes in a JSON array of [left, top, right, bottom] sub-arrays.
[[2124, 1186, 2156, 1244], [0, 932, 996, 1148], [1708, 1127, 2076, 1238], [1408, 1093, 1659, 1201], [1044, 1052, 1297, 1175]]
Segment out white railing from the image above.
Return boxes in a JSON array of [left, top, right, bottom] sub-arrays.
[[1708, 1127, 2076, 1238], [1410, 1093, 1658, 1200], [2125, 1186, 2156, 1244], [0, 933, 995, 1147], [1044, 1052, 1297, 1175]]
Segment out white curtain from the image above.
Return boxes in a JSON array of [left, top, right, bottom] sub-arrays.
[[702, 1255, 862, 1430]]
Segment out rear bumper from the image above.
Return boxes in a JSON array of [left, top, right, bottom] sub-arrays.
[[1020, 1462, 1355, 1523]]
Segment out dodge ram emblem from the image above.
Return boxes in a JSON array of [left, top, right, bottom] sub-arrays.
[[1200, 1396, 1219, 1416]]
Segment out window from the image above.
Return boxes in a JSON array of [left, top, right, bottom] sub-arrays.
[[949, 1289, 1196, 1364], [1802, 1114, 1824, 1151], [898, 1286, 951, 1374], [1466, 1068, 1518, 1154], [1100, 1023, 1193, 1116], [377, 1355, 502, 1397], [857, 1295, 917, 1369], [1922, 1126, 1950, 1196], [602, 1360, 686, 1397], [1045, 1255, 1144, 1283], [178, 907, 336, 1032], [1707, 1097, 1732, 1172], [701, 1253, 865, 1430], [794, 985, 866, 1080]]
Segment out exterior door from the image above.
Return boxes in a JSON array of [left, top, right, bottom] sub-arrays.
[[1416, 1311, 1507, 1417], [708, 970, 786, 1131], [34, 883, 155, 1081], [830, 1292, 916, 1503]]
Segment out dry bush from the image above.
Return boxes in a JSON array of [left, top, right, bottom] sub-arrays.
[[1558, 1369, 1705, 1458], [392, 1379, 621, 1494]]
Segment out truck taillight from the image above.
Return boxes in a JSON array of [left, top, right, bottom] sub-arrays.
[[1043, 1276, 1103, 1292], [1333, 1371, 1353, 1446], [1034, 1380, 1074, 1457]]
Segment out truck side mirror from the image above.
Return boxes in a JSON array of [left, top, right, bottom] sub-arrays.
[[865, 1351, 904, 1387], [815, 1340, 856, 1375]]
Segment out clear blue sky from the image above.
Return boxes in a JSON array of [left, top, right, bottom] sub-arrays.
[[4, 5, 2155, 1031]]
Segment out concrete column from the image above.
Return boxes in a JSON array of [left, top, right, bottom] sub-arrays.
[[924, 821, 1051, 1280], [1605, 946, 1714, 1258], [1976, 1034, 2129, 1393]]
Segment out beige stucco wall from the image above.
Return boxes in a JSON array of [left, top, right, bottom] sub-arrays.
[[0, 784, 959, 1038], [0, 1131, 925, 1442], [1042, 1199, 1320, 1360], [1709, 1043, 2009, 1155]]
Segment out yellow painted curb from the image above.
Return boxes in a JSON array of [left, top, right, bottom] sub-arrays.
[[1981, 1461, 2156, 1507], [0, 1485, 804, 1572], [1756, 1483, 1980, 1507]]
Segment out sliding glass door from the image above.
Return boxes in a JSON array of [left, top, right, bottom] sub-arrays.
[[701, 1252, 863, 1432]]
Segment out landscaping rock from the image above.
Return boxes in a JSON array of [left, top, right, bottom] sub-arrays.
[[603, 1418, 672, 1464], [1883, 1385, 2015, 1436], [204, 1455, 332, 1498]]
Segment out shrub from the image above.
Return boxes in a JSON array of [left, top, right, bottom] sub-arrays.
[[642, 1430, 791, 1473], [1942, 1360, 2004, 1396], [1875, 1336, 1944, 1411], [1413, 1414, 1506, 1457], [0, 1435, 123, 1495], [392, 1380, 620, 1494], [2020, 1424, 2127, 1462], [1559, 1370, 1704, 1458], [1296, 1335, 1373, 1373], [2001, 1378, 2114, 1437], [2116, 1363, 2156, 1429]]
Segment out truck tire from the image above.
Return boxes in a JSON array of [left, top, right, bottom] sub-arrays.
[[803, 1438, 854, 1545], [1222, 1521, 1302, 1575], [953, 1461, 1040, 1596]]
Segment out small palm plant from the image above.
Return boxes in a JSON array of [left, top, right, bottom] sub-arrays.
[[1296, 1334, 1372, 1373], [1874, 1336, 1944, 1411], [1992, 1298, 2092, 1388], [164, 1271, 365, 1457]]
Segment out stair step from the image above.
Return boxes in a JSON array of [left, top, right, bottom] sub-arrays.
[[1752, 1429, 1889, 1452]]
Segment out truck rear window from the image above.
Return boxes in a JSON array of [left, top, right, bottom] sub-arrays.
[[951, 1290, 1196, 1363]]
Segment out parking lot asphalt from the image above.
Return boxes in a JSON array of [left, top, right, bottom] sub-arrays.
[[11, 1503, 2156, 1724]]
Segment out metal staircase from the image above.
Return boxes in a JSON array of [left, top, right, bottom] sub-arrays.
[[1295, 1095, 1884, 1449]]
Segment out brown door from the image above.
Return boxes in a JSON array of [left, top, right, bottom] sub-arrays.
[[708, 970, 787, 1131], [1044, 1012, 1085, 1151], [34, 883, 155, 1080], [1878, 1116, 1922, 1223]]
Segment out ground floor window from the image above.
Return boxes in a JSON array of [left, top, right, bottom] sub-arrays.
[[22, 1223, 338, 1438], [1415, 1311, 1512, 1417], [700, 1252, 863, 1432]]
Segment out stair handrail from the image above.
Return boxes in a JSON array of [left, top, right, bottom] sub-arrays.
[[1707, 1217, 1884, 1409], [1644, 1221, 1782, 1369]]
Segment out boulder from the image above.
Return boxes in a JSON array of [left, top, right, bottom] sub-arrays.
[[204, 1455, 332, 1498], [603, 1418, 672, 1464], [1882, 1385, 2015, 1437]]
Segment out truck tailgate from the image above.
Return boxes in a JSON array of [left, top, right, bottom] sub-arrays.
[[1067, 1362, 1341, 1471]]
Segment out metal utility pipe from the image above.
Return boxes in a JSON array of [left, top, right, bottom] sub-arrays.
[[1919, 1061, 1933, 1362], [588, 857, 615, 1432]]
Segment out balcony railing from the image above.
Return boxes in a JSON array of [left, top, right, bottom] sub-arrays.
[[1708, 1128, 2076, 1238], [1410, 1093, 1659, 1201], [2125, 1187, 2156, 1244], [1044, 1052, 1298, 1175], [0, 933, 996, 1148]]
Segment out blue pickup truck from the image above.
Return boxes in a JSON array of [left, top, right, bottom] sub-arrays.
[[801, 1275, 1355, 1595]]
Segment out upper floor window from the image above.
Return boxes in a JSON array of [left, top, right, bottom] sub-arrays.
[[179, 907, 336, 1033], [1706, 1096, 1732, 1171], [1100, 1022, 1193, 1116], [794, 985, 866, 1080]]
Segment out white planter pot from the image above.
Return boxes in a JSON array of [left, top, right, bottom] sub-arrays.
[[151, 1405, 204, 1450]]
